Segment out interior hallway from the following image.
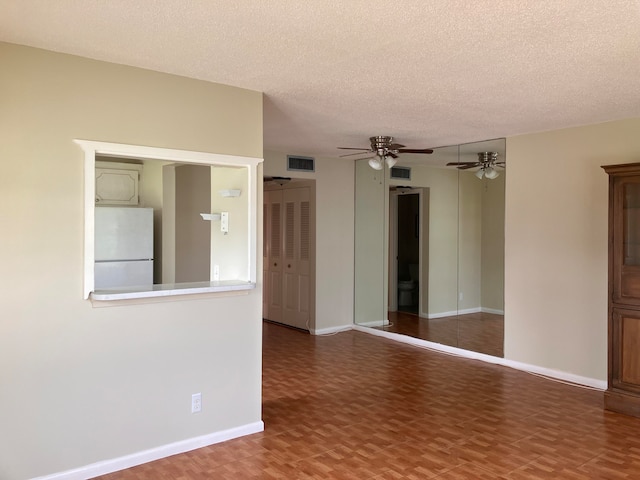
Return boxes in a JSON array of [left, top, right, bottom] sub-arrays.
[[97, 322, 640, 479]]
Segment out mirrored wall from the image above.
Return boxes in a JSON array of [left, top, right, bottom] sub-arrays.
[[354, 138, 505, 357]]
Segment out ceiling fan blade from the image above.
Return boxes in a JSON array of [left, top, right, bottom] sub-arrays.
[[459, 164, 480, 170], [338, 152, 371, 158], [339, 151, 374, 158], [387, 143, 406, 149], [446, 162, 478, 166], [387, 152, 398, 159], [338, 147, 370, 150], [397, 148, 434, 154]]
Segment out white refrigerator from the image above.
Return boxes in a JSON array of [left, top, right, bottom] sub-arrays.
[[94, 207, 154, 289]]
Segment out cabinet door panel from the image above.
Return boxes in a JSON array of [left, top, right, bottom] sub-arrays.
[[613, 177, 640, 305], [621, 315, 640, 385], [620, 270, 640, 299], [95, 168, 139, 205], [612, 308, 640, 394]]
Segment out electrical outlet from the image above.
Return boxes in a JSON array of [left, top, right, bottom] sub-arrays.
[[191, 393, 202, 414], [459, 292, 463, 301]]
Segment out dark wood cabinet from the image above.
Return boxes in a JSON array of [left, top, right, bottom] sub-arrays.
[[603, 163, 640, 417]]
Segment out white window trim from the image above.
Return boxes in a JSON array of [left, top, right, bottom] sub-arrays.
[[76, 139, 263, 300]]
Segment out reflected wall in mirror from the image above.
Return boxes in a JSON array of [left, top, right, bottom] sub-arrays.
[[455, 140, 505, 356], [354, 138, 505, 357], [95, 157, 249, 290]]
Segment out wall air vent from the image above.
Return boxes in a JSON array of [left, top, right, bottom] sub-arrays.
[[287, 155, 315, 172], [390, 166, 411, 180]]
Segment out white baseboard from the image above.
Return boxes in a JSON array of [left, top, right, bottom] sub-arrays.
[[32, 421, 264, 480], [481, 307, 505, 315], [427, 309, 460, 319], [311, 324, 353, 335], [500, 359, 607, 390], [353, 325, 501, 363], [425, 307, 504, 318], [352, 325, 606, 390], [355, 319, 388, 327]]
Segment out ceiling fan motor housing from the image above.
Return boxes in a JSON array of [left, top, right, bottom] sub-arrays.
[[478, 151, 499, 165], [370, 136, 394, 149]]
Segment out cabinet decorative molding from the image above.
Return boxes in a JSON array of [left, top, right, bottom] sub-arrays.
[[602, 162, 640, 418], [95, 161, 142, 206]]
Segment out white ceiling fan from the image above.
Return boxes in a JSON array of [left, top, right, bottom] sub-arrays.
[[447, 152, 505, 179], [338, 136, 434, 170]]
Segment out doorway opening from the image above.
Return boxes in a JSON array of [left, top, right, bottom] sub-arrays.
[[388, 188, 428, 316], [263, 179, 316, 332], [396, 193, 419, 313]]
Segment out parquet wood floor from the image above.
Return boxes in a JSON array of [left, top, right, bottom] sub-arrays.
[[380, 311, 504, 358], [96, 322, 640, 479]]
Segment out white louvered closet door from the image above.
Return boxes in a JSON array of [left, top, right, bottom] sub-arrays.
[[282, 187, 311, 330], [282, 187, 310, 329], [262, 196, 269, 319], [263, 186, 312, 330], [265, 190, 283, 322]]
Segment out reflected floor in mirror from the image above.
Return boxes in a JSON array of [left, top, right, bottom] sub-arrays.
[[97, 321, 640, 479], [377, 311, 504, 358]]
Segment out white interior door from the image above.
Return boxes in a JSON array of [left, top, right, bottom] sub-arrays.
[[282, 187, 311, 330], [265, 190, 283, 322], [263, 197, 269, 318]]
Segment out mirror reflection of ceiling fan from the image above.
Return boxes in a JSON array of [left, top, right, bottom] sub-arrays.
[[338, 136, 434, 170], [263, 175, 291, 186], [447, 152, 505, 179]]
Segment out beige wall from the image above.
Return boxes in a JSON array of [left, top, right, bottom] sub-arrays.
[[140, 159, 168, 283], [210, 166, 249, 280], [0, 42, 263, 479], [176, 164, 212, 282], [481, 173, 505, 312], [162, 165, 177, 283], [458, 170, 483, 312], [263, 150, 355, 332], [505, 118, 640, 381]]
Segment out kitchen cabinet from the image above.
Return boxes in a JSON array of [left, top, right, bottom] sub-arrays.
[[95, 161, 142, 206]]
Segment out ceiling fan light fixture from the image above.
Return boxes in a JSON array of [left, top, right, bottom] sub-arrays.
[[368, 156, 383, 170], [485, 167, 499, 179], [385, 156, 397, 168], [475, 168, 485, 179]]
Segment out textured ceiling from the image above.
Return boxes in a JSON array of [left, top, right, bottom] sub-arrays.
[[1, 0, 639, 159]]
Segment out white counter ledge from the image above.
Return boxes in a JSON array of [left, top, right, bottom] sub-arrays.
[[91, 281, 256, 301]]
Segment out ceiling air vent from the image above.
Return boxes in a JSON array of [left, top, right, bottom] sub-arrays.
[[390, 166, 411, 180], [287, 155, 315, 172]]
